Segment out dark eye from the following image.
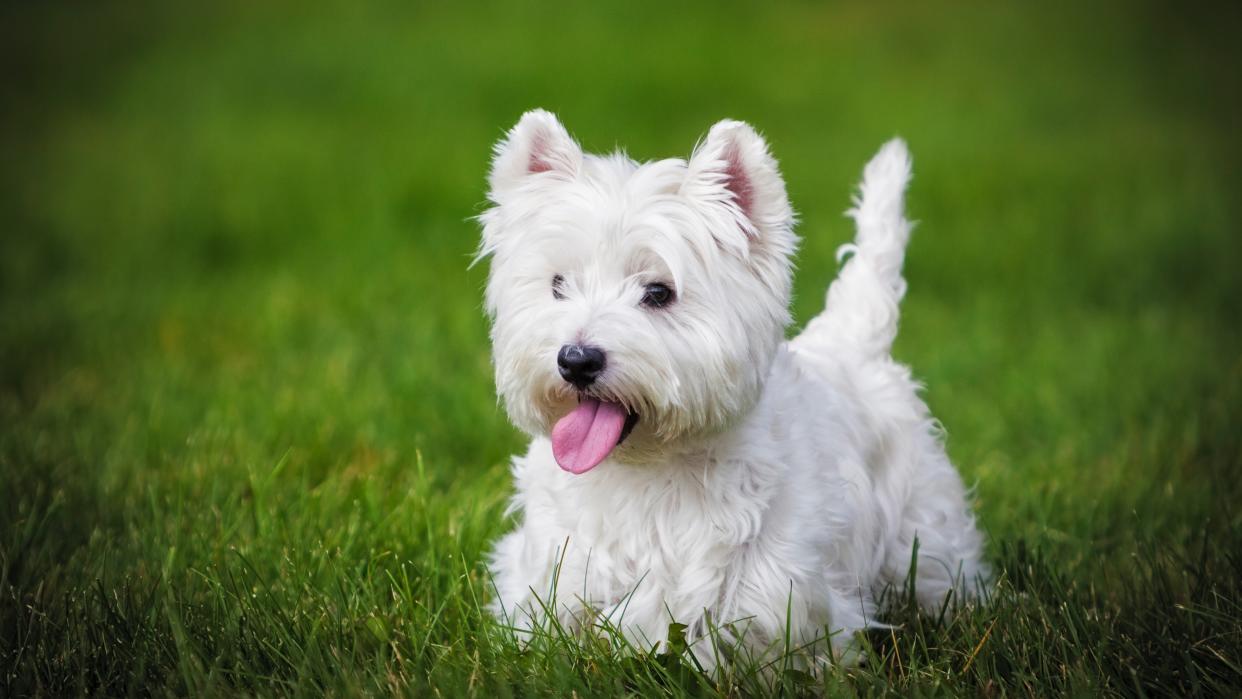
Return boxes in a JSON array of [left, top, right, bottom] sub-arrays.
[[641, 282, 675, 309], [552, 274, 566, 300]]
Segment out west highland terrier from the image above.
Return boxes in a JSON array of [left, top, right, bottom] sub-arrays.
[[478, 110, 988, 666]]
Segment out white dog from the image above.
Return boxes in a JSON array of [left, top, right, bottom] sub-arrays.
[[478, 110, 988, 666]]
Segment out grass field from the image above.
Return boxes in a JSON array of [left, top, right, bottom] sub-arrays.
[[2, 1, 1240, 695]]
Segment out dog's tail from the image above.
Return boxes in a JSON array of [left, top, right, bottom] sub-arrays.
[[793, 139, 913, 361]]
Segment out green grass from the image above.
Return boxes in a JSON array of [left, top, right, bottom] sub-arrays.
[[2, 0, 1240, 695]]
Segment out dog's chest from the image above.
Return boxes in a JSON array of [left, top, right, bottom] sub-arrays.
[[560, 459, 777, 602]]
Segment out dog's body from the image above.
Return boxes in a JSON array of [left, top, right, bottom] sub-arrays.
[[479, 111, 987, 664]]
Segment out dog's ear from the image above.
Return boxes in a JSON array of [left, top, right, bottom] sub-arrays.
[[489, 109, 583, 201], [683, 120, 794, 249]]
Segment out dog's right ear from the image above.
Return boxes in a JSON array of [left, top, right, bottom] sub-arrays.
[[488, 110, 583, 202]]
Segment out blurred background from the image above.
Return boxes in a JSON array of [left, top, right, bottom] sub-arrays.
[[1, 0, 1239, 694]]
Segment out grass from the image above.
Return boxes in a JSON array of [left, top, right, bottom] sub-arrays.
[[2, 0, 1240, 695]]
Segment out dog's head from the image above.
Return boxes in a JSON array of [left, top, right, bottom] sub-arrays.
[[478, 110, 797, 473]]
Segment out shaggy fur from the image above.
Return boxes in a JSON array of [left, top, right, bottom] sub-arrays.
[[478, 110, 988, 666]]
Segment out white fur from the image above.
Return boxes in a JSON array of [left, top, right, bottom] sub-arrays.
[[478, 110, 988, 667]]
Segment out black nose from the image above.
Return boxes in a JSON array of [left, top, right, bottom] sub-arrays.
[[557, 344, 606, 389]]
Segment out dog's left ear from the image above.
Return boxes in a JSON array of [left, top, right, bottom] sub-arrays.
[[488, 109, 583, 203], [683, 120, 794, 249]]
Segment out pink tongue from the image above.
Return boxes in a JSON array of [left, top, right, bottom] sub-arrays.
[[551, 398, 628, 474]]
